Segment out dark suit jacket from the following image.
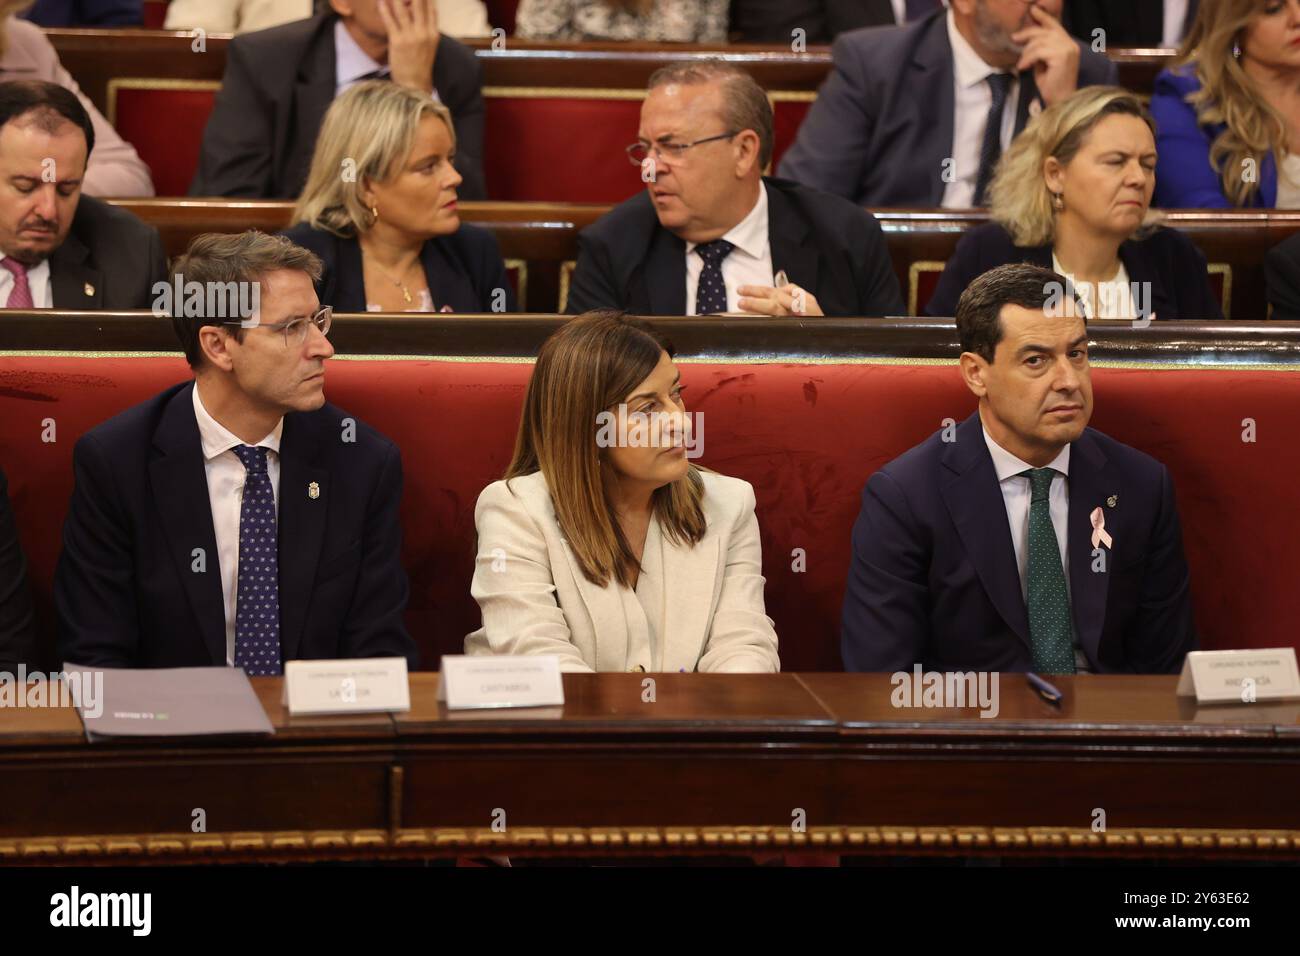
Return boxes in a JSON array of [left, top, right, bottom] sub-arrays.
[[190, 12, 486, 200], [841, 412, 1197, 673], [281, 222, 516, 313], [777, 11, 1119, 206], [729, 0, 895, 43], [1265, 232, 1300, 321], [1064, 0, 1193, 47], [39, 195, 167, 310], [925, 222, 1223, 320], [21, 0, 141, 26], [54, 382, 418, 670], [566, 176, 903, 317], [0, 466, 36, 674]]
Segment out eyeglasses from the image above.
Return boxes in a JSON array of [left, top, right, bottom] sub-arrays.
[[626, 131, 740, 166], [222, 305, 332, 347]]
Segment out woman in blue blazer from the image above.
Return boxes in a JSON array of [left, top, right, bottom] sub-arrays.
[[1150, 0, 1299, 209], [928, 87, 1222, 321], [284, 80, 515, 314]]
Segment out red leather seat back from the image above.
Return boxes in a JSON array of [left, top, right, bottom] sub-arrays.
[[110, 85, 217, 197], [1, 356, 1294, 670]]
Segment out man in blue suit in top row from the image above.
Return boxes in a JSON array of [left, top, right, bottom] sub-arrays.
[[54, 230, 418, 672], [841, 262, 1197, 674]]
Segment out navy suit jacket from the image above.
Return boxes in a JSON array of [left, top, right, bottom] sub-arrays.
[[777, 11, 1118, 206], [1151, 67, 1278, 209], [0, 467, 36, 674], [21, 0, 140, 26], [566, 176, 903, 317], [54, 382, 418, 670], [281, 223, 516, 313], [924, 222, 1223, 320], [190, 12, 485, 200], [841, 412, 1196, 673]]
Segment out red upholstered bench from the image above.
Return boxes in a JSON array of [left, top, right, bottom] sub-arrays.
[[2, 354, 1295, 670]]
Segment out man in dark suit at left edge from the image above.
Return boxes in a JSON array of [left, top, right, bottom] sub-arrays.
[[55, 230, 418, 672], [0, 81, 165, 311]]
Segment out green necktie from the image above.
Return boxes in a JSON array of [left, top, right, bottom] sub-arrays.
[[1021, 468, 1076, 675]]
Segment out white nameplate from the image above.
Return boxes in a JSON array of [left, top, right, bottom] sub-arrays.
[[437, 655, 565, 710], [282, 658, 411, 715], [1176, 648, 1300, 704]]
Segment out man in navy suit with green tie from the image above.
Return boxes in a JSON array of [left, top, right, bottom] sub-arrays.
[[841, 262, 1197, 674]]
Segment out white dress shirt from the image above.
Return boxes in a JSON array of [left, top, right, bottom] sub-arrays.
[[334, 19, 441, 101], [192, 383, 283, 666], [942, 8, 1022, 209], [1278, 154, 1300, 210], [684, 181, 774, 315], [0, 258, 51, 308], [1052, 252, 1135, 320], [1162, 0, 1190, 48], [983, 423, 1090, 671]]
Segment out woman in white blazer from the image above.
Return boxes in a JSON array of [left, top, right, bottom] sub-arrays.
[[465, 312, 780, 673]]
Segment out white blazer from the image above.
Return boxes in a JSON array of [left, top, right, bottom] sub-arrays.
[[465, 470, 780, 673]]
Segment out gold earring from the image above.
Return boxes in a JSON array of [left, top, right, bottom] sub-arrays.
[[370, 206, 380, 224], [1051, 192, 1065, 211]]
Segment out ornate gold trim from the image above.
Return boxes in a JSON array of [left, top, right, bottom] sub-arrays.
[[105, 78, 222, 127], [557, 260, 576, 313], [767, 91, 818, 103], [908, 259, 947, 316], [2, 350, 1299, 371], [3, 825, 1297, 863], [483, 86, 645, 101], [1208, 262, 1233, 319], [503, 257, 528, 311]]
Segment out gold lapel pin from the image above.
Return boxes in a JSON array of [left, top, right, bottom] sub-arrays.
[[308, 481, 320, 500], [1107, 495, 1118, 508], [83, 282, 95, 297]]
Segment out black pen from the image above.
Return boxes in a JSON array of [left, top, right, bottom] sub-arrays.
[[1026, 671, 1064, 707]]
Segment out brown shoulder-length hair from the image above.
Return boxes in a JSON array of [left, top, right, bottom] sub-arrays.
[[505, 311, 705, 589]]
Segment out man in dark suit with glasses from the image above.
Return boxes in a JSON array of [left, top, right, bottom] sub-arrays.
[[567, 60, 902, 319], [55, 230, 417, 672]]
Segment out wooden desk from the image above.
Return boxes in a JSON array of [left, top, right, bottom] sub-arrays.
[[2, 673, 1298, 863]]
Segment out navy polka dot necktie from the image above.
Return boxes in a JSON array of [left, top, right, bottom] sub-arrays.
[[974, 72, 1015, 206], [1021, 467, 1076, 675], [694, 239, 734, 315], [233, 445, 282, 676]]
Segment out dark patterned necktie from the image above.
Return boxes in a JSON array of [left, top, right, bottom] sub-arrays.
[[1021, 468, 1076, 675], [694, 239, 734, 315], [233, 445, 282, 676], [974, 72, 1015, 206]]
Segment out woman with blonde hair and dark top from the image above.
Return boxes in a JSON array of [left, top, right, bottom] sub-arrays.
[[927, 86, 1221, 321], [465, 311, 780, 673], [283, 79, 512, 313]]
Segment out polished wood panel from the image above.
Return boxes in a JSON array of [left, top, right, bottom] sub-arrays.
[[107, 200, 1300, 318], [4, 313, 1300, 365], [2, 674, 1298, 861]]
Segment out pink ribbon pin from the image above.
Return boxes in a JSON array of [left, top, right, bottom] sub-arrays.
[[1090, 507, 1113, 549]]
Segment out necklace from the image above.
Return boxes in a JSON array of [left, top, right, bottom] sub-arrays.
[[367, 256, 418, 304]]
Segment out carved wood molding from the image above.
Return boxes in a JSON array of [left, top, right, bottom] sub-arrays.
[[3, 825, 1298, 864]]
